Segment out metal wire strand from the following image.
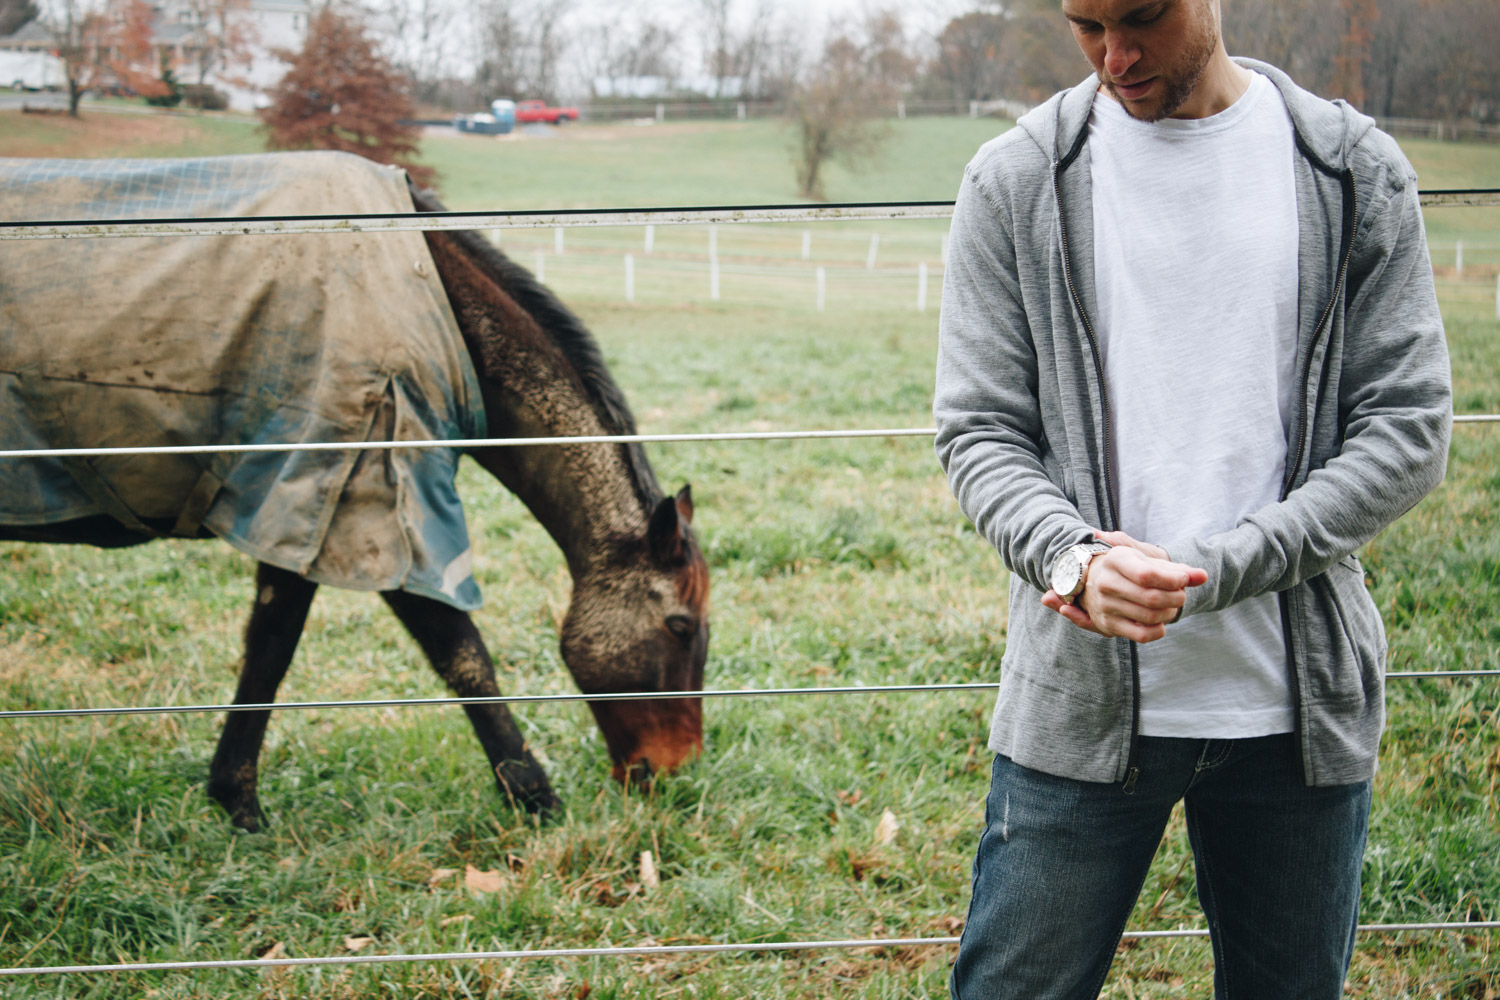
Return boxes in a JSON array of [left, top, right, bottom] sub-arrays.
[[4, 922, 1497, 977], [0, 416, 1492, 462], [0, 190, 1495, 239], [2, 672, 1495, 722]]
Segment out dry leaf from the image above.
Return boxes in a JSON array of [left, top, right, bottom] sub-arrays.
[[465, 863, 504, 894], [259, 941, 286, 960], [872, 808, 900, 847], [275, 857, 296, 870], [344, 936, 373, 953], [639, 850, 660, 891], [427, 867, 459, 887], [440, 914, 474, 927]]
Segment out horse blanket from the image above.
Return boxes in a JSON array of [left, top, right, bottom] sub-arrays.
[[0, 152, 486, 609]]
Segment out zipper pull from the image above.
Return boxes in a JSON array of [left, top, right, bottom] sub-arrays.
[[1122, 767, 1140, 795]]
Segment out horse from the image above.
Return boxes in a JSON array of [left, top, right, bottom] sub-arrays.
[[0, 153, 710, 831]]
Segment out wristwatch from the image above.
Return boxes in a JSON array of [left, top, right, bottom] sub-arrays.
[[1050, 542, 1112, 605]]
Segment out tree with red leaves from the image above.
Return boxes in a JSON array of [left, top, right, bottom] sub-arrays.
[[259, 7, 434, 188], [42, 0, 169, 116]]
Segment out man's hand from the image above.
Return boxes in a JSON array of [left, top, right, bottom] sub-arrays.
[[1041, 531, 1207, 643]]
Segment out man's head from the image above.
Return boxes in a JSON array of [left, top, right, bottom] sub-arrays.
[[1060, 0, 1233, 121]]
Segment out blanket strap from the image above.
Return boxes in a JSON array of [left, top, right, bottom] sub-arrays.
[[172, 469, 225, 538]]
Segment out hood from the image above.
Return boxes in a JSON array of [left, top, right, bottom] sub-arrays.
[[1015, 57, 1378, 175]]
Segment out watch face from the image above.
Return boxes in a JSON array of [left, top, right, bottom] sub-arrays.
[[1051, 552, 1083, 596]]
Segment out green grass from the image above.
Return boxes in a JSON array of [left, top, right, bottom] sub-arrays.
[[1, 109, 1499, 998]]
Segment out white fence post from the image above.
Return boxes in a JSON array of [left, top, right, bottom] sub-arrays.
[[554, 227, 564, 255], [866, 234, 880, 270], [535, 252, 546, 283], [917, 262, 928, 312], [816, 267, 826, 312], [737, 102, 746, 120], [801, 230, 811, 261], [709, 225, 718, 263], [897, 100, 906, 120], [941, 233, 950, 266], [656, 102, 665, 123], [710, 256, 721, 302], [1455, 240, 1464, 276], [644, 224, 655, 254], [625, 254, 635, 303]]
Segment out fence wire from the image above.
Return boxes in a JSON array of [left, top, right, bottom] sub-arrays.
[[5, 922, 1498, 978], [1, 191, 1497, 240], [0, 417, 1493, 463], [3, 672, 1496, 723]]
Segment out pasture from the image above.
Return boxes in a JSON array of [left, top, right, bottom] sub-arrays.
[[1, 110, 1498, 998]]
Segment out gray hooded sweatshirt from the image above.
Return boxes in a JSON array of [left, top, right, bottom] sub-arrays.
[[933, 60, 1452, 789]]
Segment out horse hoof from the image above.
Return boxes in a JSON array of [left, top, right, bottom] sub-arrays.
[[207, 783, 268, 832]]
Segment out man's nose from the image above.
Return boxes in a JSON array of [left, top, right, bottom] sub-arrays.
[[1103, 31, 1141, 78]]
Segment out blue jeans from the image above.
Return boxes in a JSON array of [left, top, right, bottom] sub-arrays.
[[950, 734, 1371, 1000]]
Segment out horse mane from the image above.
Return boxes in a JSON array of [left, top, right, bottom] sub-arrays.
[[409, 186, 663, 511]]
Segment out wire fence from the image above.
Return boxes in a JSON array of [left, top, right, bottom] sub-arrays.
[[8, 922, 1500, 979], [2, 194, 1497, 985], [1, 192, 1497, 241]]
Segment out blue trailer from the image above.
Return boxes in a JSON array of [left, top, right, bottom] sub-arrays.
[[453, 99, 517, 135]]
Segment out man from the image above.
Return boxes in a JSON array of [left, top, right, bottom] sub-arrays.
[[933, 1, 1452, 997]]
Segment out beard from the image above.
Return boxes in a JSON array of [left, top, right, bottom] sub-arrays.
[[1103, 16, 1219, 121]]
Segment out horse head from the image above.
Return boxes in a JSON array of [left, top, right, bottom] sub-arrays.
[[561, 485, 709, 784]]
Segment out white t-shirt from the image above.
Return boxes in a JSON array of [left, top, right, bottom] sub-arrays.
[[1088, 72, 1299, 738]]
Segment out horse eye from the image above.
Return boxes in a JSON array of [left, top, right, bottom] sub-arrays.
[[665, 615, 697, 640]]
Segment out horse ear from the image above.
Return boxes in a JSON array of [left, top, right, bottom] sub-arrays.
[[675, 484, 694, 524], [648, 494, 685, 563]]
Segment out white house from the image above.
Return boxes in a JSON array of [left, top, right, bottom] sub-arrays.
[[0, 0, 308, 112], [152, 0, 310, 111]]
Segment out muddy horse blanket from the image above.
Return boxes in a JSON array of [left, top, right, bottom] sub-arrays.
[[0, 152, 486, 609]]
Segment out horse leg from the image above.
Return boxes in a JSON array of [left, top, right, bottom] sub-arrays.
[[380, 590, 559, 816], [207, 562, 318, 832]]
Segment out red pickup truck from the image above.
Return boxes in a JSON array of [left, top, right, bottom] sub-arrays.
[[515, 99, 578, 124]]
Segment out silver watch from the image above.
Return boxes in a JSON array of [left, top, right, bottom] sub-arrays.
[[1050, 542, 1112, 604]]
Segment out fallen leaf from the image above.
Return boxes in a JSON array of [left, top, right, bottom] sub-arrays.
[[275, 857, 296, 870], [344, 936, 373, 953], [427, 867, 459, 887], [440, 914, 474, 927], [465, 863, 504, 894], [259, 941, 286, 960], [639, 850, 660, 891], [872, 808, 900, 847]]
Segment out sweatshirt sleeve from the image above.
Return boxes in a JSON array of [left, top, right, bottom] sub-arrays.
[[1165, 161, 1452, 616], [934, 168, 1097, 594]]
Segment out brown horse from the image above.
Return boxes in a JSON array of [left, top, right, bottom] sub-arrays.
[[0, 167, 709, 831]]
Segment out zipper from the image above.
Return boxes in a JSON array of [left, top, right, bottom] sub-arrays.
[[1279, 167, 1359, 778], [1052, 159, 1141, 792]]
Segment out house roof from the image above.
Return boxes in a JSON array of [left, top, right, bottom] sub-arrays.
[[0, 19, 54, 48]]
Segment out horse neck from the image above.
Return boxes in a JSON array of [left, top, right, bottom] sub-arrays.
[[472, 379, 651, 578]]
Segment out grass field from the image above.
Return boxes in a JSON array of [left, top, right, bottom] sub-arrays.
[[1, 108, 1498, 999]]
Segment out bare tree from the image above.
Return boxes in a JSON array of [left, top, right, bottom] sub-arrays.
[[372, 0, 459, 104], [929, 10, 1008, 102], [471, 0, 569, 100], [696, 0, 732, 96], [788, 12, 916, 200]]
